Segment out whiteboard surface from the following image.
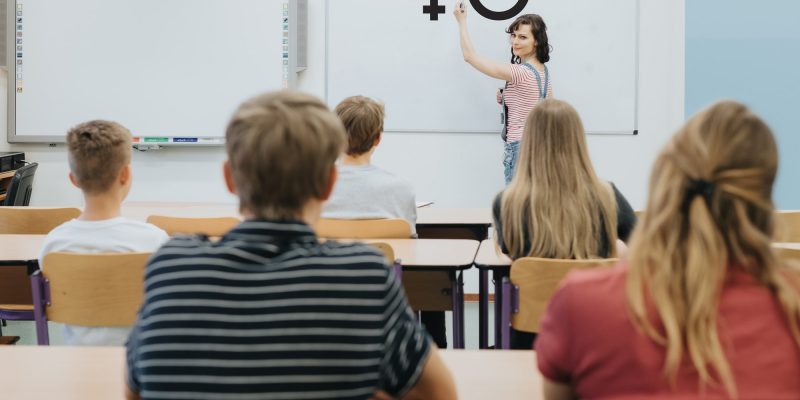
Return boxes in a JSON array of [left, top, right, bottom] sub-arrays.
[[327, 0, 638, 134], [10, 0, 285, 141]]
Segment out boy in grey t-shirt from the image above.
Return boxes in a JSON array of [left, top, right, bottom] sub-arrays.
[[322, 95, 417, 237]]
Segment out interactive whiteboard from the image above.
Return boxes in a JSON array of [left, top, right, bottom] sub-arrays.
[[8, 0, 287, 143]]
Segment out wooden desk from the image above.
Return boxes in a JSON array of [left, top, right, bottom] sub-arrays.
[[415, 207, 493, 241], [0, 234, 45, 266], [121, 203, 494, 241], [443, 350, 541, 400], [0, 234, 479, 349], [0, 347, 541, 400], [0, 346, 125, 399], [357, 238, 479, 349]]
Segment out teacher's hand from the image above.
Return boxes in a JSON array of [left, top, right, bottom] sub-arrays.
[[453, 0, 467, 23], [496, 89, 503, 104]]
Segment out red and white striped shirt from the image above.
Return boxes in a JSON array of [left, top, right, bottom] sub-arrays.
[[503, 64, 552, 143]]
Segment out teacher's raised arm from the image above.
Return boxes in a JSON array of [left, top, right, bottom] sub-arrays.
[[454, 0, 512, 81], [454, 0, 553, 184]]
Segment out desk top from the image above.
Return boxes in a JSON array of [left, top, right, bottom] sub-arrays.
[[0, 235, 478, 270], [0, 234, 45, 263], [474, 239, 511, 268], [774, 242, 800, 250], [0, 347, 541, 400], [360, 238, 478, 270], [122, 203, 494, 226]]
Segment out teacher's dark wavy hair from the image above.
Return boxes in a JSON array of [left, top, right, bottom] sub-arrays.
[[506, 14, 551, 64]]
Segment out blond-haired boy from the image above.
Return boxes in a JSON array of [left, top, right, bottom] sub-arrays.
[[125, 91, 455, 400], [39, 120, 168, 346]]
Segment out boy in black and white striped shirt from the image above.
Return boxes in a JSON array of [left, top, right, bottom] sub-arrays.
[[125, 91, 456, 400]]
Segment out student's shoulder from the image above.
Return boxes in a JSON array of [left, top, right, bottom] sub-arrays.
[[147, 234, 215, 266], [372, 167, 415, 193], [44, 219, 80, 237], [559, 261, 628, 299]]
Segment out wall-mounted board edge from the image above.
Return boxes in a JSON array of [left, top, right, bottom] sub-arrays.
[[383, 128, 638, 135], [6, 0, 307, 145]]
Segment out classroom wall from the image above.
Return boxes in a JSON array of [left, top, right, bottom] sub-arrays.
[[0, 1, 683, 295], [685, 0, 800, 209]]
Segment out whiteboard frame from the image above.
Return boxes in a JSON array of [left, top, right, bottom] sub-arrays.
[[325, 0, 640, 136], [6, 0, 304, 145]]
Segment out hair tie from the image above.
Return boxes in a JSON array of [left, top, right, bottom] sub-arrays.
[[683, 179, 715, 212]]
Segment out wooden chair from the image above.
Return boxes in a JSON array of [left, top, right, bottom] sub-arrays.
[[31, 252, 151, 345], [0, 207, 81, 234], [775, 245, 800, 267], [0, 207, 81, 335], [774, 211, 800, 243], [499, 257, 618, 349], [315, 218, 412, 239], [369, 242, 402, 280], [146, 215, 240, 237]]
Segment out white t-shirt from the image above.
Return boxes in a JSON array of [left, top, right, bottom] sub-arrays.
[[39, 217, 169, 346]]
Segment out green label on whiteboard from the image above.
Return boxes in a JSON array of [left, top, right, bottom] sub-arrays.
[[143, 137, 169, 143]]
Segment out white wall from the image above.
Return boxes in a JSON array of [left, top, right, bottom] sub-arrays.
[[0, 0, 684, 291]]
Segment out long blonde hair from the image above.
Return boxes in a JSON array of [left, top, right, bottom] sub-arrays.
[[626, 101, 800, 397], [501, 99, 617, 259]]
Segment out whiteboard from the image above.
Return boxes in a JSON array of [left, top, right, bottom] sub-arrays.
[[327, 0, 639, 134], [8, 0, 286, 143]]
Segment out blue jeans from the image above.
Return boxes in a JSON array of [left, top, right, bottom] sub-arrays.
[[503, 141, 520, 185]]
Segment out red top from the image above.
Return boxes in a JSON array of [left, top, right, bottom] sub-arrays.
[[536, 262, 800, 399]]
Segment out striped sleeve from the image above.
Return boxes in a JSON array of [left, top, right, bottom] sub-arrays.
[[126, 322, 143, 392], [378, 268, 431, 397], [510, 64, 534, 84]]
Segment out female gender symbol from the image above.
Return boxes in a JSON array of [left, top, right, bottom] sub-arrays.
[[469, 0, 528, 20]]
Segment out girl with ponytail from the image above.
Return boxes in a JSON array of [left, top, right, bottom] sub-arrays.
[[536, 101, 800, 399]]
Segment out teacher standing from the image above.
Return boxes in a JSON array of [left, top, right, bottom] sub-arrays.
[[454, 0, 553, 184]]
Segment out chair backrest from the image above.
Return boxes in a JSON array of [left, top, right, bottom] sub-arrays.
[[369, 242, 395, 262], [368, 242, 402, 281], [315, 218, 412, 239], [146, 215, 240, 237], [776, 246, 800, 265], [510, 257, 618, 333], [775, 211, 800, 243], [2, 162, 38, 206], [37, 252, 151, 327], [0, 207, 81, 234]]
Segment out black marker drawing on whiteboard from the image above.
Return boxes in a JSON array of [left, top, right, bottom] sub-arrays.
[[422, 0, 446, 21], [470, 0, 528, 21]]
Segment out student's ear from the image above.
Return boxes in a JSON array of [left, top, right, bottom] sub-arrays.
[[68, 172, 81, 189], [223, 160, 237, 195], [118, 164, 132, 187], [373, 132, 382, 148], [320, 165, 338, 201]]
